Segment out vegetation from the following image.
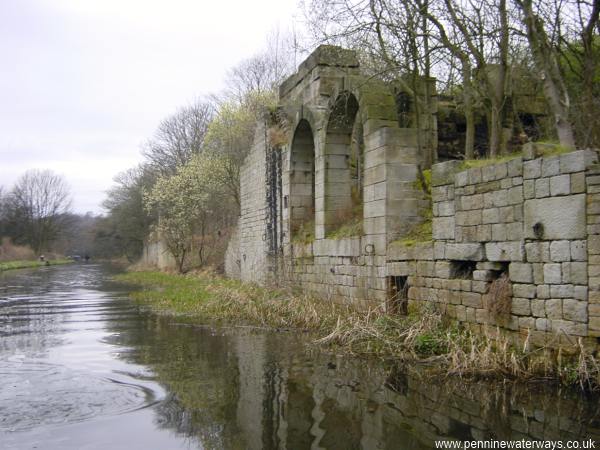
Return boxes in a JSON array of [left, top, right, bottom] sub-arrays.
[[0, 258, 73, 272], [117, 270, 600, 391]]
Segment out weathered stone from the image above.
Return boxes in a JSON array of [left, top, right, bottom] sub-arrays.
[[549, 240, 571, 262], [523, 179, 535, 199], [560, 149, 598, 173], [525, 242, 550, 263], [570, 241, 587, 261], [543, 264, 562, 284], [531, 299, 546, 317], [485, 242, 524, 262], [552, 320, 587, 336], [491, 224, 507, 241], [432, 217, 455, 240], [513, 283, 536, 298], [432, 160, 462, 186], [542, 156, 560, 177], [512, 298, 531, 316], [573, 285, 588, 300], [568, 261, 587, 285], [507, 158, 523, 177], [461, 194, 483, 210], [563, 299, 587, 322], [523, 159, 541, 179], [508, 186, 523, 204], [524, 195, 586, 240], [550, 284, 574, 298], [536, 284, 550, 299], [445, 243, 484, 261], [435, 261, 452, 278], [536, 318, 551, 331], [473, 270, 494, 281], [549, 174, 570, 196], [545, 299, 562, 319], [509, 263, 533, 283], [570, 172, 586, 193], [534, 178, 550, 198], [482, 208, 499, 224], [462, 292, 482, 308]]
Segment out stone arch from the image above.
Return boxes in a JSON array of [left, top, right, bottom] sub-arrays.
[[289, 119, 316, 239], [323, 91, 364, 234]]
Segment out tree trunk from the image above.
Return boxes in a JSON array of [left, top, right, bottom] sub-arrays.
[[516, 0, 576, 148], [462, 65, 475, 159]]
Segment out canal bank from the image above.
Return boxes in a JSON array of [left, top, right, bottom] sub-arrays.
[[117, 270, 600, 390]]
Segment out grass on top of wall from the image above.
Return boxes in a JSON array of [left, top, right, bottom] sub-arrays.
[[116, 269, 600, 391], [0, 259, 73, 272], [459, 152, 522, 170]]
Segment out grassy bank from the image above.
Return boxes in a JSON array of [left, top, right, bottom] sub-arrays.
[[0, 259, 73, 272], [116, 270, 600, 390]]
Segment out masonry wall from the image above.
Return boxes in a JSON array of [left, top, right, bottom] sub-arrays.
[[238, 121, 271, 284], [388, 149, 600, 348]]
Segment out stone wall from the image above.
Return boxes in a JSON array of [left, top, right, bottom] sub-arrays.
[[141, 231, 177, 270], [388, 149, 600, 348], [227, 44, 600, 348]]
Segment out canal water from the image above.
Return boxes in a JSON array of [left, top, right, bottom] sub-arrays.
[[0, 264, 599, 449]]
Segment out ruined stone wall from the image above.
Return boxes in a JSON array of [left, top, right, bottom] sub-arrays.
[[388, 149, 600, 348], [141, 231, 177, 270], [238, 121, 271, 284]]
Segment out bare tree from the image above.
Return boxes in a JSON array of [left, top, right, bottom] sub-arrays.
[[7, 170, 72, 254], [142, 100, 213, 175]]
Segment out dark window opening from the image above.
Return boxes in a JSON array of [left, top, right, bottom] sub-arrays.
[[450, 260, 476, 279], [387, 276, 408, 315]]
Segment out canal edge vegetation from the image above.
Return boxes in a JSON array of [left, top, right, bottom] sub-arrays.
[[116, 270, 600, 391], [0, 259, 73, 272]]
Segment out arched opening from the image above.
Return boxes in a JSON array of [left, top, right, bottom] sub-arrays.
[[324, 92, 364, 236], [289, 120, 315, 242]]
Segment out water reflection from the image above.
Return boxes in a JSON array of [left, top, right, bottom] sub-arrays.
[[1, 265, 599, 450], [111, 315, 600, 449]]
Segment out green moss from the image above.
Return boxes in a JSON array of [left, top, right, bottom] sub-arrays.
[[0, 259, 73, 272], [292, 220, 315, 244], [397, 217, 432, 247], [459, 152, 522, 170], [534, 141, 573, 157], [326, 216, 363, 239]]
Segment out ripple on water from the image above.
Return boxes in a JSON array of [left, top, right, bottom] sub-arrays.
[[0, 357, 158, 432]]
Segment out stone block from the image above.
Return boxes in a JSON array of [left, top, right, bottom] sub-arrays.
[[542, 156, 560, 177], [491, 224, 507, 241], [468, 167, 482, 184], [523, 158, 542, 179], [531, 299, 546, 317], [549, 241, 571, 262], [435, 261, 452, 278], [437, 201, 455, 217], [432, 217, 455, 240], [508, 158, 523, 177], [536, 318, 551, 331], [512, 298, 531, 316], [525, 242, 550, 263], [523, 180, 535, 199], [571, 172, 586, 193], [462, 292, 482, 308], [535, 178, 550, 198], [552, 320, 587, 336], [532, 263, 544, 284], [545, 299, 562, 319], [570, 241, 587, 261], [518, 316, 535, 330], [568, 261, 587, 285], [476, 262, 506, 270], [461, 194, 484, 210], [536, 284, 550, 299], [433, 242, 446, 259], [432, 160, 462, 186], [573, 285, 588, 300], [560, 149, 598, 173], [524, 195, 586, 240], [543, 264, 562, 284], [513, 283, 536, 298], [509, 263, 533, 283], [485, 242, 524, 262], [549, 174, 570, 196], [445, 243, 485, 261], [550, 284, 574, 298], [473, 270, 494, 281], [508, 186, 523, 204], [482, 208, 499, 224]]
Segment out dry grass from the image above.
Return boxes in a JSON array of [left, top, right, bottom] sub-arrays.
[[116, 270, 600, 391], [487, 273, 512, 319], [0, 238, 35, 262]]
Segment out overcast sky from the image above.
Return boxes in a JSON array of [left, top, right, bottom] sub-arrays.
[[0, 0, 301, 214]]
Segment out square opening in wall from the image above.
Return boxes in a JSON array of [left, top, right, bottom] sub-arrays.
[[387, 276, 408, 315], [450, 260, 476, 279]]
